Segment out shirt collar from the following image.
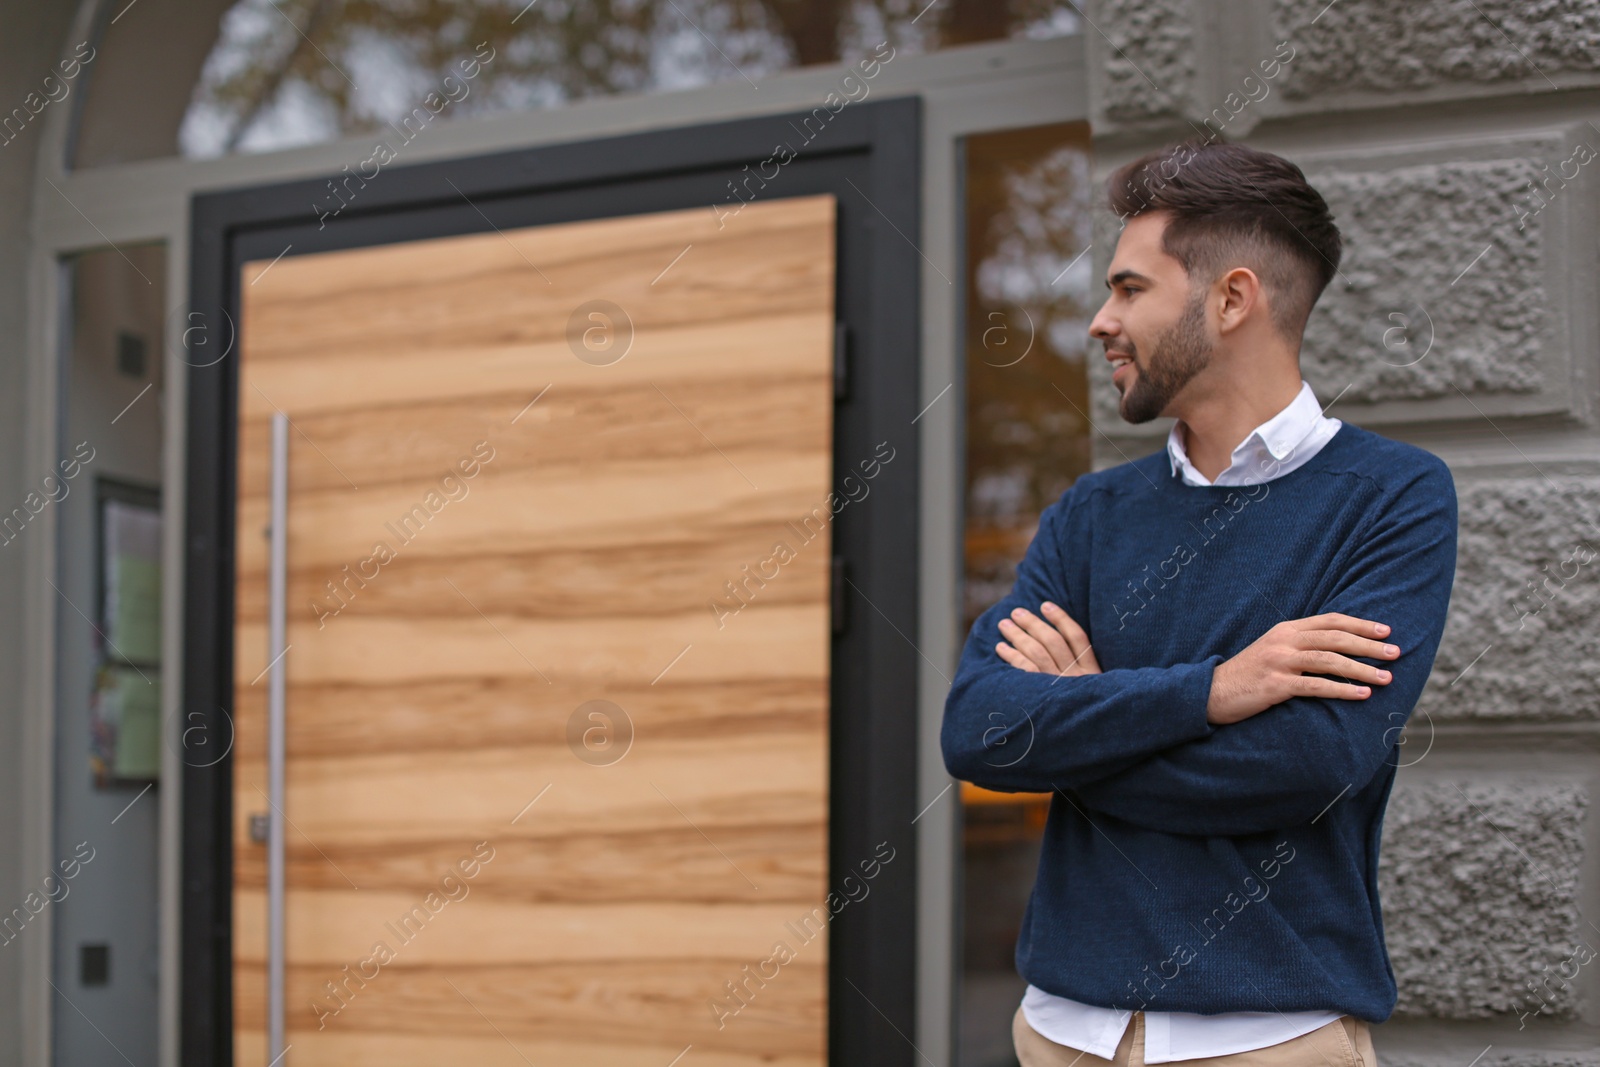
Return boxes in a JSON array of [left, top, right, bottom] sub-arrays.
[[1167, 380, 1325, 478]]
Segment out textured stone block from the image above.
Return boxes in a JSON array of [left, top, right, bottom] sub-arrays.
[[1420, 477, 1600, 720], [1379, 779, 1588, 1020], [1087, 0, 1197, 125], [1382, 1052, 1600, 1067], [1273, 0, 1600, 103], [1298, 154, 1549, 404]]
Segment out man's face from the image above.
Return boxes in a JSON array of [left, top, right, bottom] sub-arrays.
[[1089, 212, 1214, 423]]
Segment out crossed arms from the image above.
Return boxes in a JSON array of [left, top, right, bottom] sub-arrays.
[[939, 468, 1457, 836]]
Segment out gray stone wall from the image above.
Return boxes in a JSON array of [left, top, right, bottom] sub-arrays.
[[1086, 0, 1600, 1061]]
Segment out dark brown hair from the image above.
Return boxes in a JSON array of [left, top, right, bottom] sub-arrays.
[[1106, 139, 1342, 341]]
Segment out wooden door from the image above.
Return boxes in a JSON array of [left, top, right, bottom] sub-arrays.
[[231, 195, 837, 1066]]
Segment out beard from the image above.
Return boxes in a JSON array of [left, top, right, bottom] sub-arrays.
[[1113, 288, 1213, 424]]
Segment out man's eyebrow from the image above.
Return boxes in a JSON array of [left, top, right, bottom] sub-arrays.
[[1106, 269, 1156, 290]]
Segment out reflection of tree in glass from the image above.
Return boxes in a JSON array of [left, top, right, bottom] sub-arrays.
[[962, 125, 1093, 629], [977, 143, 1094, 373], [179, 0, 1080, 157]]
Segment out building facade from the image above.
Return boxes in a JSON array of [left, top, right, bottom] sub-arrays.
[[0, 1, 1594, 1065]]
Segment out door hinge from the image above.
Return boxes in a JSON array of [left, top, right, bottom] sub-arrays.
[[834, 322, 849, 402]]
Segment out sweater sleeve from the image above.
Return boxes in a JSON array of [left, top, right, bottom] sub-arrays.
[[1070, 459, 1458, 837], [941, 487, 1221, 794]]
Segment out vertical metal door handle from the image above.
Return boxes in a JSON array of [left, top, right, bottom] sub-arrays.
[[268, 411, 289, 1064]]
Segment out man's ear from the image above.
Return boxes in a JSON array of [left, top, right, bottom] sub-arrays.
[[1216, 266, 1263, 336]]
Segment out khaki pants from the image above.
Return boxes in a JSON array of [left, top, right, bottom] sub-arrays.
[[1012, 1006, 1378, 1067]]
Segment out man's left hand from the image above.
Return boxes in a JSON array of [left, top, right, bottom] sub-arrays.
[[996, 602, 1102, 676]]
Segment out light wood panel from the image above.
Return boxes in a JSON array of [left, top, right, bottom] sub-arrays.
[[233, 196, 836, 1066]]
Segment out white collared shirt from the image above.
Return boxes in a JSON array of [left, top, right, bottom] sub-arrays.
[[1020, 379, 1345, 1063], [1021, 985, 1344, 1063], [1165, 379, 1341, 488]]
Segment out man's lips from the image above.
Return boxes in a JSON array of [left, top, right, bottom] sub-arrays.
[[1107, 350, 1135, 385]]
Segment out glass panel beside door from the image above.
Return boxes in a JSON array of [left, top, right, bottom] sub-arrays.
[[959, 120, 1093, 1067]]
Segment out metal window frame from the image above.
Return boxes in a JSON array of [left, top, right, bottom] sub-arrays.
[[22, 15, 1088, 1064]]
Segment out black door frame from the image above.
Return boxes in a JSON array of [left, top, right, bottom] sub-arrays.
[[182, 98, 922, 1065]]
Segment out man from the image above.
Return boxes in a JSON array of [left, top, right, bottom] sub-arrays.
[[941, 139, 1457, 1066]]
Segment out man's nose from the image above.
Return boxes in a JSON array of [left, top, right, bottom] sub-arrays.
[[1088, 302, 1117, 341]]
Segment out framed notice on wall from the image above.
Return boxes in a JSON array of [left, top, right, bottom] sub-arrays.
[[90, 479, 161, 788]]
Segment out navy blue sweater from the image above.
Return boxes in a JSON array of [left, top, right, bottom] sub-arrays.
[[941, 422, 1457, 1022]]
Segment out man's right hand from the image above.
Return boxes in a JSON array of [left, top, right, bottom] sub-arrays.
[[1206, 613, 1401, 725]]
